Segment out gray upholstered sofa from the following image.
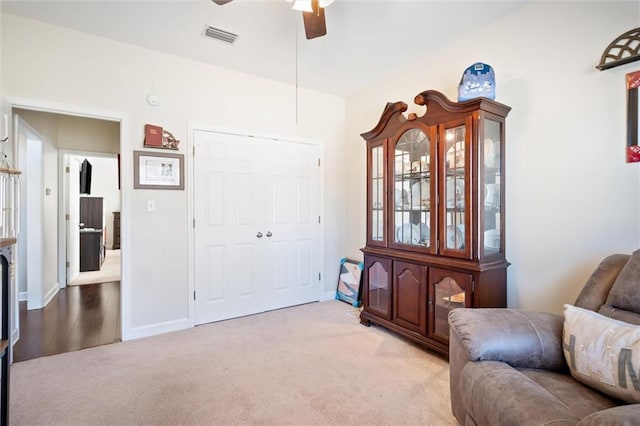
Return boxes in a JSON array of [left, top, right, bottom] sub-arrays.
[[448, 253, 640, 425]]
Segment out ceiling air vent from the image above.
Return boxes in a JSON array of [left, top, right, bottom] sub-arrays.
[[203, 25, 238, 44]]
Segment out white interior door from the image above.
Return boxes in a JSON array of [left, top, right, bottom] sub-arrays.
[[25, 136, 44, 310], [261, 140, 321, 311], [66, 156, 81, 284], [194, 130, 321, 325]]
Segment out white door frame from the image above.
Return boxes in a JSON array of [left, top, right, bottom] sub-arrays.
[[61, 153, 82, 287], [24, 129, 44, 310], [6, 96, 132, 340], [187, 123, 325, 327], [15, 115, 47, 312], [58, 150, 119, 288]]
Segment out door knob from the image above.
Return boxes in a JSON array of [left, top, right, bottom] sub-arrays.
[[256, 232, 263, 238], [266, 231, 273, 237]]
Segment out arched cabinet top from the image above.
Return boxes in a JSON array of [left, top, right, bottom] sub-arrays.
[[360, 101, 408, 141], [361, 90, 511, 142]]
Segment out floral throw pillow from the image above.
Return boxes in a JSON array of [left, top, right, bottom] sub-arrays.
[[563, 304, 640, 403]]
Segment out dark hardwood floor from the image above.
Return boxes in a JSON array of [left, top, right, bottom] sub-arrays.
[[13, 281, 121, 362]]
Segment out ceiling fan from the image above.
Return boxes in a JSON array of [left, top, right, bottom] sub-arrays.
[[211, 0, 333, 39]]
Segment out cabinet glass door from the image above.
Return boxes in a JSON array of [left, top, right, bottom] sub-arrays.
[[440, 121, 470, 258], [392, 128, 433, 251], [429, 268, 472, 343], [481, 118, 503, 258], [365, 256, 392, 320], [368, 142, 385, 245]]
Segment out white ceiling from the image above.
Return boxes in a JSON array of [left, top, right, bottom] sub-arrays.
[[1, 0, 529, 96]]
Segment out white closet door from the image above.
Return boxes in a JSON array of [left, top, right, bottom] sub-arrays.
[[261, 140, 321, 311], [194, 130, 321, 325]]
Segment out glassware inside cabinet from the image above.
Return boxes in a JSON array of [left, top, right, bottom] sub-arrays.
[[371, 145, 384, 242], [482, 119, 502, 256], [431, 270, 470, 340], [393, 128, 431, 248], [444, 125, 466, 251]]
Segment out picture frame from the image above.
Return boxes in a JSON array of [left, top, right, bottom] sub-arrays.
[[626, 70, 640, 163], [335, 258, 364, 307], [133, 150, 184, 190]]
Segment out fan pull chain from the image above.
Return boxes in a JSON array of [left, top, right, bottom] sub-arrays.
[[295, 15, 299, 126]]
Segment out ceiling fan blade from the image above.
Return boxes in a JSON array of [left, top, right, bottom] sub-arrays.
[[302, 0, 327, 39], [211, 0, 233, 5]]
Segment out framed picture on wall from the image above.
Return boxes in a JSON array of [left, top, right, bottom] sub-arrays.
[[133, 151, 184, 190]]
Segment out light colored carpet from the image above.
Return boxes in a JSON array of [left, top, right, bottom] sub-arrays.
[[10, 300, 455, 425], [69, 249, 121, 286]]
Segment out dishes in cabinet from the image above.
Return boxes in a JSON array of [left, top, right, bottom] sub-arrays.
[[395, 182, 410, 208], [411, 180, 430, 209], [484, 229, 500, 250], [395, 223, 420, 244], [446, 178, 465, 208], [419, 222, 430, 246], [484, 138, 500, 169], [446, 224, 465, 250], [484, 183, 500, 209]]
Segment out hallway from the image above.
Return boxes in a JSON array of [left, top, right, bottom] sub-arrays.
[[13, 281, 120, 362]]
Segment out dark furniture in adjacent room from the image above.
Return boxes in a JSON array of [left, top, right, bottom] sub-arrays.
[[79, 230, 103, 272], [359, 90, 511, 357], [112, 211, 120, 250], [79, 197, 104, 272]]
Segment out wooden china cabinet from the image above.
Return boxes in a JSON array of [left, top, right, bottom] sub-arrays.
[[360, 90, 511, 357]]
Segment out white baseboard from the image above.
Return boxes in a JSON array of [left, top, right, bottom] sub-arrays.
[[321, 290, 337, 302], [21, 283, 60, 309], [123, 318, 190, 341], [42, 283, 59, 307]]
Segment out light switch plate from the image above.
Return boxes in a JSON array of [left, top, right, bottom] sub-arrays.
[[147, 200, 155, 212]]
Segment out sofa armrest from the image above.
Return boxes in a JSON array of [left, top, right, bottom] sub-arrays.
[[577, 405, 640, 425], [448, 308, 566, 370]]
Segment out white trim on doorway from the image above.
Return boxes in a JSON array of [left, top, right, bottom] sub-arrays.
[[4, 96, 132, 341], [186, 123, 326, 328], [57, 150, 119, 289]]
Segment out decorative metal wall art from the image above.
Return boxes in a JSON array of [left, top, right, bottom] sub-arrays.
[[597, 28, 640, 71]]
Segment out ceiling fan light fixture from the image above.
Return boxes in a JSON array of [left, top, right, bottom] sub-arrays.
[[288, 0, 334, 12]]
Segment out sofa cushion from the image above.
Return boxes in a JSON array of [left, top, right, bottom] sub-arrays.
[[606, 249, 640, 313], [448, 308, 566, 370], [577, 405, 640, 425], [563, 304, 640, 403], [460, 361, 581, 425], [599, 304, 640, 326], [575, 254, 630, 312], [519, 368, 618, 419]]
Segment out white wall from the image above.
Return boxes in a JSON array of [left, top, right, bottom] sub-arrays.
[[346, 1, 640, 314], [75, 155, 120, 249], [1, 13, 346, 338]]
